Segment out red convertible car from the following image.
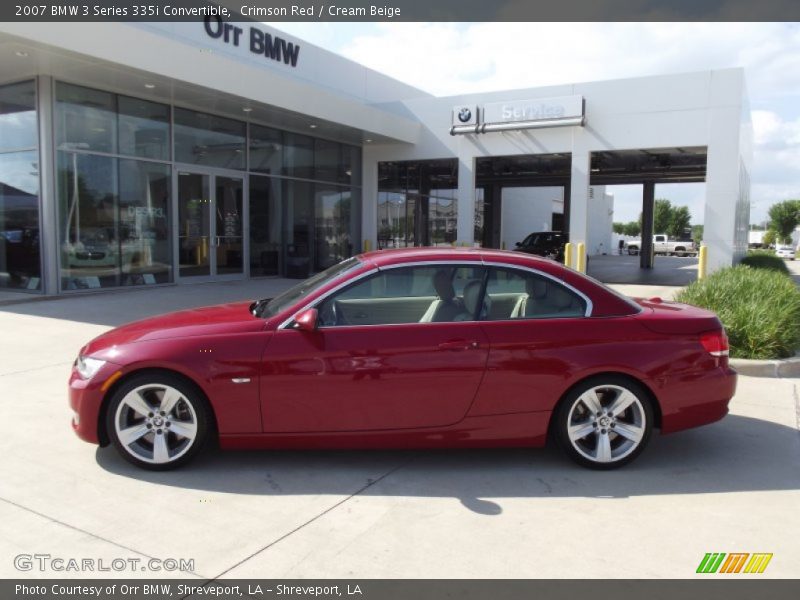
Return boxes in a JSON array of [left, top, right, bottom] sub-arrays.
[[69, 247, 736, 470]]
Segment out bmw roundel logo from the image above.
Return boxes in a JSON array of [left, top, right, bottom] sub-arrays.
[[458, 107, 472, 123]]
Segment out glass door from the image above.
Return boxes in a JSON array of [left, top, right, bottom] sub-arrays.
[[177, 170, 245, 281], [178, 172, 211, 278], [215, 176, 244, 276]]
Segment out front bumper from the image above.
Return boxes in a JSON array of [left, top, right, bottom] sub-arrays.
[[69, 361, 122, 445]]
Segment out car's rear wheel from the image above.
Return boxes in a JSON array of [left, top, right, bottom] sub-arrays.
[[106, 373, 211, 470], [555, 377, 653, 469]]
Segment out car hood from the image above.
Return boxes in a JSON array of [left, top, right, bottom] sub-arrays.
[[81, 301, 267, 355]]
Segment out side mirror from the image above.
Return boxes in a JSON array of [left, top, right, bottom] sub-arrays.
[[293, 308, 319, 332], [515, 242, 521, 247]]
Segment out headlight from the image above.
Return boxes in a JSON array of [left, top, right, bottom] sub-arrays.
[[75, 356, 106, 380]]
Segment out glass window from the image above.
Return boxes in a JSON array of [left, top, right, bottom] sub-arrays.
[[174, 108, 245, 169], [55, 82, 116, 154], [283, 179, 313, 278], [314, 184, 352, 271], [283, 132, 313, 179], [249, 175, 282, 276], [0, 81, 37, 151], [118, 160, 172, 285], [429, 194, 457, 246], [118, 96, 170, 160], [58, 152, 119, 289], [484, 267, 586, 320], [341, 144, 360, 186], [378, 159, 458, 247], [317, 265, 486, 326], [0, 151, 41, 290], [249, 125, 283, 175], [314, 138, 340, 183], [378, 191, 414, 249]]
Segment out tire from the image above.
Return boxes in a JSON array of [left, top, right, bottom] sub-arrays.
[[628, 248, 639, 256], [554, 376, 654, 470], [675, 248, 686, 257], [106, 372, 212, 470]]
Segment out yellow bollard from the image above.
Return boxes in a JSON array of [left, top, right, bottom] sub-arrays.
[[698, 245, 707, 280], [564, 243, 574, 269], [576, 242, 586, 273], [363, 239, 371, 252]]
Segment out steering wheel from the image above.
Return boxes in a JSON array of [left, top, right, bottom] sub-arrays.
[[319, 300, 348, 326], [332, 300, 349, 325]]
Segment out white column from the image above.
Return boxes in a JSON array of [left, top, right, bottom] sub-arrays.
[[456, 152, 475, 246], [569, 151, 590, 266], [703, 106, 743, 272]]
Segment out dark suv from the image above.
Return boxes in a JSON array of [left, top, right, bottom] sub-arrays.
[[514, 231, 568, 261]]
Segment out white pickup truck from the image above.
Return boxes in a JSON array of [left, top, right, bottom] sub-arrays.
[[626, 234, 697, 257]]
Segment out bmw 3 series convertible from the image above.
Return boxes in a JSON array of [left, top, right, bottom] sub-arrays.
[[69, 248, 736, 470]]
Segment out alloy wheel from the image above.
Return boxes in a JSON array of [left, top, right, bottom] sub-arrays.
[[113, 384, 199, 465], [565, 384, 648, 465]]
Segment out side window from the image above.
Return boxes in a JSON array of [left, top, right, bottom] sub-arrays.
[[317, 265, 486, 327], [483, 267, 586, 320]]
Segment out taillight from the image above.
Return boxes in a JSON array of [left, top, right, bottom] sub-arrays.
[[700, 330, 729, 357]]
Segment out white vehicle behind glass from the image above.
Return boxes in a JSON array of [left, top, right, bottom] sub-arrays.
[[626, 234, 697, 257]]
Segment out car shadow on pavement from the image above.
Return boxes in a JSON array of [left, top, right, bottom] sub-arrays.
[[95, 413, 800, 515]]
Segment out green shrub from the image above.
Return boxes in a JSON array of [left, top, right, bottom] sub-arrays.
[[740, 253, 790, 274], [676, 266, 800, 359]]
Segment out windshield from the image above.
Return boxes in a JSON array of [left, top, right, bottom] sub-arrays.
[[253, 257, 361, 318]]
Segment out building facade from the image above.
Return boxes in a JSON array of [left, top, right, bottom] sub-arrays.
[[0, 20, 752, 295]]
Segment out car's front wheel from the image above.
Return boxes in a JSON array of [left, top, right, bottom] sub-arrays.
[[106, 373, 211, 470], [555, 377, 654, 469]]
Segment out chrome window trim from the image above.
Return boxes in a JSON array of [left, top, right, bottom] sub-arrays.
[[278, 258, 593, 330]]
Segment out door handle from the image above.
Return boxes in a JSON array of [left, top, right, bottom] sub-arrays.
[[438, 339, 480, 351]]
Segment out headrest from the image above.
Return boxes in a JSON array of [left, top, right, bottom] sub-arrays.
[[433, 270, 455, 301]]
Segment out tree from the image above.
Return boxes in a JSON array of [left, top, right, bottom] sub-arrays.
[[638, 199, 692, 238], [763, 229, 777, 247], [622, 221, 641, 237], [768, 199, 800, 244], [612, 222, 625, 235], [668, 205, 692, 239], [653, 199, 673, 234], [691, 224, 704, 243]]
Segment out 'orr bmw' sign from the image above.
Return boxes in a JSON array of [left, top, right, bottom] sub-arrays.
[[203, 16, 300, 68]]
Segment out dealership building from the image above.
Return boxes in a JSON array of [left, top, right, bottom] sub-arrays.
[[0, 20, 752, 295]]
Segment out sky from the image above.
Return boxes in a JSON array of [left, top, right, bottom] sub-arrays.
[[272, 22, 800, 226]]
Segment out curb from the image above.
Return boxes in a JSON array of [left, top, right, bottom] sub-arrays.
[[729, 356, 800, 378]]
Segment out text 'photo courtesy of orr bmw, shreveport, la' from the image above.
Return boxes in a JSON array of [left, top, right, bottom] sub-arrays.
[[69, 248, 736, 471]]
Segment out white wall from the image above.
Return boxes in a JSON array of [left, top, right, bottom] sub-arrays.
[[500, 188, 563, 249], [587, 187, 614, 256]]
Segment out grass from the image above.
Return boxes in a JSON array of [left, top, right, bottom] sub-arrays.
[[740, 252, 791, 274], [676, 266, 800, 359]]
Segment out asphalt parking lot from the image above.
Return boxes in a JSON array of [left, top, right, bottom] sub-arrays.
[[1, 277, 798, 579]]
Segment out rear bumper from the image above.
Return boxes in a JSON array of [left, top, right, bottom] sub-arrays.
[[659, 366, 737, 434]]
